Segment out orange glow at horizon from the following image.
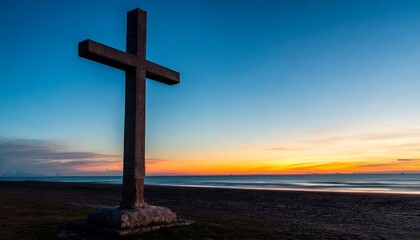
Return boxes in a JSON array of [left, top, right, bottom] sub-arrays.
[[72, 156, 420, 175], [143, 128, 420, 175], [144, 157, 420, 175], [70, 128, 420, 175]]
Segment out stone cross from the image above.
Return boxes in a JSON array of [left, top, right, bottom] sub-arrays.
[[78, 8, 179, 209]]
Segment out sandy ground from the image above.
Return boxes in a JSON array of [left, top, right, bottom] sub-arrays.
[[0, 181, 419, 240]]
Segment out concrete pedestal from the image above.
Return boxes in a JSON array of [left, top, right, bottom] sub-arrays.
[[72, 205, 193, 236]]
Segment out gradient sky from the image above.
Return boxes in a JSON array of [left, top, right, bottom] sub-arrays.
[[1, 0, 420, 176]]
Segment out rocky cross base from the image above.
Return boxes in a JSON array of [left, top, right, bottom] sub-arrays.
[[88, 205, 177, 229], [72, 206, 193, 236]]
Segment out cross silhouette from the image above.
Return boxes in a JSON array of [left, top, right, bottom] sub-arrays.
[[78, 8, 180, 209]]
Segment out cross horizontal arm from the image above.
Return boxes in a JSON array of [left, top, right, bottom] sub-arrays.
[[146, 61, 180, 85], [78, 40, 137, 71]]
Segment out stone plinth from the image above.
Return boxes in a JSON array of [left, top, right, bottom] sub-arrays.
[[71, 205, 193, 236], [88, 205, 177, 229]]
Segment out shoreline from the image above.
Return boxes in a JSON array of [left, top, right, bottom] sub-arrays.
[[1, 181, 420, 239], [5, 179, 419, 195], [145, 183, 420, 195], [3, 181, 420, 196], [1, 174, 419, 195]]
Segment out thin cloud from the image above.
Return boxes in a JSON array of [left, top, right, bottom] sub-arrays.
[[264, 129, 420, 152], [146, 158, 167, 164], [146, 158, 190, 164], [266, 147, 288, 151], [396, 159, 419, 162], [0, 138, 121, 176], [59, 159, 120, 167], [357, 163, 397, 168]]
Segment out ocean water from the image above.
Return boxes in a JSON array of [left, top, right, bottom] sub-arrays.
[[1, 174, 419, 194]]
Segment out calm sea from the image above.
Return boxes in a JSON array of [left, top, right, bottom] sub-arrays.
[[1, 174, 419, 194]]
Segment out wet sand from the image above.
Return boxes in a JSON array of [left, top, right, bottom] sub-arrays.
[[0, 181, 419, 239]]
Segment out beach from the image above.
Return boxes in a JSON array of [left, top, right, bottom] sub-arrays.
[[0, 181, 419, 239]]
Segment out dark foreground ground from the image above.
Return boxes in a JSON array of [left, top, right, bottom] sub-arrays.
[[0, 181, 419, 240]]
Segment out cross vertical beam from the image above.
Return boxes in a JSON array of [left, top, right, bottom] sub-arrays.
[[78, 8, 180, 210], [121, 9, 147, 209]]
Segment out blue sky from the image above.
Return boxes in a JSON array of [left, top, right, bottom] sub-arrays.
[[1, 0, 420, 176]]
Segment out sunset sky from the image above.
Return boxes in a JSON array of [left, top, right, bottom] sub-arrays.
[[1, 0, 420, 176]]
